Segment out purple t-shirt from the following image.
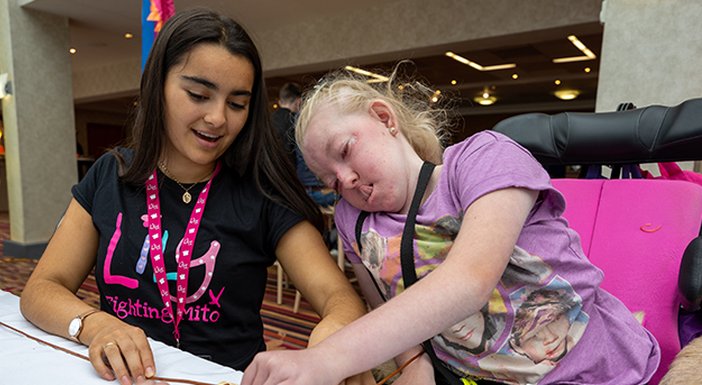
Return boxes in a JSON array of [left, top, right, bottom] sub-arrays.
[[336, 131, 659, 385]]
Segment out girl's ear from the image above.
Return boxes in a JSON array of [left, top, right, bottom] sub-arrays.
[[368, 100, 396, 129]]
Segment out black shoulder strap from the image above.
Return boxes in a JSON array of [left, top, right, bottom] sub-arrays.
[[355, 210, 370, 255], [400, 161, 435, 287], [355, 162, 462, 384], [401, 162, 463, 385]]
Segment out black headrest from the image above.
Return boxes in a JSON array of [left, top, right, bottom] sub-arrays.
[[492, 98, 702, 166]]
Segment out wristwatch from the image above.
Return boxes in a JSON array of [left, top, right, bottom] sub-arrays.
[[68, 309, 100, 343]]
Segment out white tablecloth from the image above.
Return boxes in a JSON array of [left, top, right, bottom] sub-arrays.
[[0, 290, 242, 385]]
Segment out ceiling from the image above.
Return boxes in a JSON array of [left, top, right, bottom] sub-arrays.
[[265, 29, 602, 116], [21, 0, 604, 134]]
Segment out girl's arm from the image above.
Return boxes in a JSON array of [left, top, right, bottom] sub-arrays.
[[242, 187, 537, 385], [351, 263, 434, 384], [20, 199, 157, 385], [276, 221, 368, 345], [276, 221, 375, 385]]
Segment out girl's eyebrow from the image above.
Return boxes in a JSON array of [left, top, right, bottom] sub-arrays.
[[181, 75, 252, 96], [182, 75, 217, 89]]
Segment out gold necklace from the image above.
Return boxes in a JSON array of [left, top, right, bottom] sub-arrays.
[[158, 162, 213, 204]]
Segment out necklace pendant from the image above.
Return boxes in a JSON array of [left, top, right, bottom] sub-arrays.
[[182, 191, 192, 204]]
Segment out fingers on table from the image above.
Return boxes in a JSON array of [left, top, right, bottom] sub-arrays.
[[88, 333, 155, 384]]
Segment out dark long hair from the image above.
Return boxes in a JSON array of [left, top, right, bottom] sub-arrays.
[[117, 8, 322, 231]]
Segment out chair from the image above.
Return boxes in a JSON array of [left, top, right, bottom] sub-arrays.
[[273, 260, 303, 313], [274, 205, 346, 314], [493, 98, 702, 384]]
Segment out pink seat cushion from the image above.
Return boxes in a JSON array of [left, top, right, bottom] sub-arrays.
[[551, 179, 604, 255], [553, 178, 702, 384]]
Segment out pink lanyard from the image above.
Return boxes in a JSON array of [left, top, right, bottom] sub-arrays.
[[145, 162, 221, 347]]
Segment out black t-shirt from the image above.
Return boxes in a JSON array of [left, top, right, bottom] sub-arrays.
[[72, 149, 302, 369]]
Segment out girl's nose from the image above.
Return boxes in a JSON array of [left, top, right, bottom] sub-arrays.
[[203, 101, 226, 127], [337, 169, 359, 190]]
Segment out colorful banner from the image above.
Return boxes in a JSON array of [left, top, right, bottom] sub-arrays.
[[141, 0, 175, 70]]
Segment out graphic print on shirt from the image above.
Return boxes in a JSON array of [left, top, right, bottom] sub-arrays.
[[437, 288, 508, 358], [136, 214, 170, 274], [102, 211, 223, 325], [358, 214, 588, 384], [358, 215, 462, 298], [103, 213, 139, 289], [359, 229, 392, 296], [474, 276, 589, 385]]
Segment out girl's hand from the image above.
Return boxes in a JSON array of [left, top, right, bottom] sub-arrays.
[[84, 314, 156, 385], [242, 348, 344, 385]]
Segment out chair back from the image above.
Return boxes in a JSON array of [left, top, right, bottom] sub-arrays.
[[493, 98, 702, 384], [553, 178, 702, 384]]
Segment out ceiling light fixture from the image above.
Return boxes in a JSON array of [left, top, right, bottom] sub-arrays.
[[445, 51, 516, 71], [450, 80, 457, 85], [344, 65, 389, 83], [473, 89, 497, 106], [552, 35, 597, 63], [69, 47, 77, 54], [124, 33, 134, 39], [512, 73, 519, 79], [430, 89, 441, 103], [554, 89, 581, 100]]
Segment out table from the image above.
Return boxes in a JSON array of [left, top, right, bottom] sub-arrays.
[[0, 290, 242, 384]]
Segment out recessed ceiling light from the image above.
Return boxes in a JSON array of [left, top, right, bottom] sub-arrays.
[[124, 33, 134, 39], [69, 48, 77, 54], [553, 55, 592, 63], [344, 65, 389, 83], [554, 89, 581, 100], [473, 89, 497, 105], [568, 35, 596, 57], [554, 79, 561, 85], [512, 73, 519, 79], [272, 103, 278, 109], [445, 51, 516, 71], [584, 67, 591, 73], [430, 89, 441, 103], [450, 80, 457, 85], [474, 94, 497, 105], [552, 35, 597, 63]]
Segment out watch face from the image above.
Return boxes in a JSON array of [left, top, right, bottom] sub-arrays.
[[68, 317, 81, 337]]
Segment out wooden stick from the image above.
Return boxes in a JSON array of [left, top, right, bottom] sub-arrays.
[[376, 349, 425, 385]]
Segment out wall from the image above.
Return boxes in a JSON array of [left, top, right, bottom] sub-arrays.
[[1, 0, 77, 257], [597, 0, 702, 172]]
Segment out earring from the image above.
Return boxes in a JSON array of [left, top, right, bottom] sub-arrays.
[[389, 126, 398, 136]]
